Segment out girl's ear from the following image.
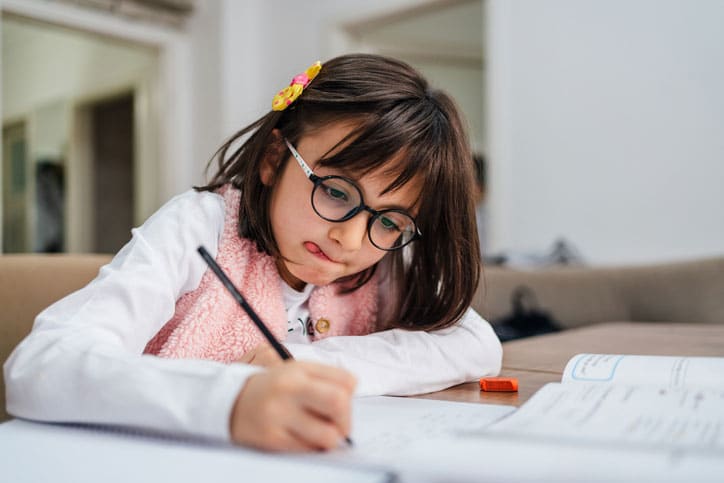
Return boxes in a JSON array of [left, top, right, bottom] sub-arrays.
[[260, 129, 286, 186]]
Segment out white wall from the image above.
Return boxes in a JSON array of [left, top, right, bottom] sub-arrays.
[[186, 0, 222, 176], [1, 19, 157, 121], [213, 0, 423, 140], [486, 0, 724, 264]]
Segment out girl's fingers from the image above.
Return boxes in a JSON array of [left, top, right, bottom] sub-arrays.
[[270, 429, 321, 453], [295, 361, 358, 393], [229, 362, 356, 451], [293, 376, 353, 439], [286, 406, 348, 451]]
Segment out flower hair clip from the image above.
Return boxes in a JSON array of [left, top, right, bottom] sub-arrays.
[[271, 61, 322, 111]]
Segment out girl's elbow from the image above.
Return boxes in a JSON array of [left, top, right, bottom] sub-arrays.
[[3, 348, 39, 419], [3, 334, 72, 420]]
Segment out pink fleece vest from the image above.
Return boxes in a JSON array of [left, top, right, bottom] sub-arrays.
[[144, 185, 378, 363]]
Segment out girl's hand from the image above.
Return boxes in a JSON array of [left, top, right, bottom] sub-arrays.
[[237, 343, 285, 367], [230, 361, 356, 451]]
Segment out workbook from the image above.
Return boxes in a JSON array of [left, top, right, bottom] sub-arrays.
[[392, 353, 724, 482], [488, 353, 724, 450]]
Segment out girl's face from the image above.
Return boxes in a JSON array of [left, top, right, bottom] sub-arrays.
[[262, 123, 420, 290]]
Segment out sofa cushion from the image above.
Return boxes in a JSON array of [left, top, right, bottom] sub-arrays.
[[477, 266, 629, 329], [475, 256, 724, 329]]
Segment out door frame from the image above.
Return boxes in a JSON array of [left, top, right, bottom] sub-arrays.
[[1, 0, 193, 251]]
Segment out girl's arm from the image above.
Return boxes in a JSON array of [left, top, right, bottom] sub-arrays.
[[3, 190, 259, 441], [285, 308, 502, 396]]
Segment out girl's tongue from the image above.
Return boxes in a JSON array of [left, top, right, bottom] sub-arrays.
[[304, 242, 331, 261], [304, 241, 321, 254]]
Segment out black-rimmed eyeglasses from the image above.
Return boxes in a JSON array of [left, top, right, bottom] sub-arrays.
[[284, 138, 421, 251]]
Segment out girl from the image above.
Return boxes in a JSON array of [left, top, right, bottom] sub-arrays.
[[4, 54, 502, 452]]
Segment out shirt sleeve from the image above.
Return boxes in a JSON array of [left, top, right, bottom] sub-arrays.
[[3, 190, 260, 442], [285, 307, 503, 396]]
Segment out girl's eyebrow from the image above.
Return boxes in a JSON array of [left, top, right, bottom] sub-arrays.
[[359, 180, 419, 215], [314, 164, 417, 214]]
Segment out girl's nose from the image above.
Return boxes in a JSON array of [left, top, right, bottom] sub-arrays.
[[328, 213, 369, 251]]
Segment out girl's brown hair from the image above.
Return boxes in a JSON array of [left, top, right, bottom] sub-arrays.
[[199, 53, 480, 331]]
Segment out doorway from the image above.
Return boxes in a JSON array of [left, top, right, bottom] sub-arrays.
[[91, 94, 135, 254], [1, 13, 158, 253], [1, 122, 28, 252]]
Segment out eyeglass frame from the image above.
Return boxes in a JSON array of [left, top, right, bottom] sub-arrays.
[[283, 138, 422, 251]]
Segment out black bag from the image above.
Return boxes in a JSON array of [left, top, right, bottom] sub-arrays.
[[492, 286, 561, 342]]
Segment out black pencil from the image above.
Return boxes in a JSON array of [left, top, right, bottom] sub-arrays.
[[196, 245, 353, 446], [197, 245, 293, 360]]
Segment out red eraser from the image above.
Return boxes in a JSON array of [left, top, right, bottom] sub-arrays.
[[479, 377, 519, 392]]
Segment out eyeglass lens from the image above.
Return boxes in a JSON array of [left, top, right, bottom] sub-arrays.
[[313, 177, 416, 250]]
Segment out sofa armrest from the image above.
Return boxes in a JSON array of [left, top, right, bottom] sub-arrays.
[[1, 254, 112, 420]]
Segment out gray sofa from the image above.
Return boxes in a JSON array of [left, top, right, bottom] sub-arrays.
[[476, 257, 724, 328]]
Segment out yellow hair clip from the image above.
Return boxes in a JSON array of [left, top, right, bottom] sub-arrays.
[[271, 61, 322, 111]]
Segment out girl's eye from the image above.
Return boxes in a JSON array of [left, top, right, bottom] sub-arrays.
[[320, 179, 354, 203], [378, 215, 401, 231], [327, 187, 348, 201]]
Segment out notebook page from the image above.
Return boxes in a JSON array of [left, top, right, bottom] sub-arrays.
[[329, 396, 515, 464], [0, 419, 394, 483], [562, 353, 724, 389], [392, 431, 724, 483], [397, 382, 724, 482], [366, 388, 724, 482], [485, 382, 724, 452]]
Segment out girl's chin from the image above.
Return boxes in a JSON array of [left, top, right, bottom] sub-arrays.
[[279, 253, 356, 287], [297, 272, 337, 287], [284, 265, 339, 288]]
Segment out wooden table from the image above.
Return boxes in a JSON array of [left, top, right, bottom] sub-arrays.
[[416, 321, 724, 407]]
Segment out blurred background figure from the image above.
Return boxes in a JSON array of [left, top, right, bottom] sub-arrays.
[[472, 153, 488, 257]]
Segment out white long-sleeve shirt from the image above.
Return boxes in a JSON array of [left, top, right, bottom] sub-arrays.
[[3, 189, 502, 442]]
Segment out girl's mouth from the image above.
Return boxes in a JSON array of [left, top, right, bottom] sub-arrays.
[[303, 242, 336, 263]]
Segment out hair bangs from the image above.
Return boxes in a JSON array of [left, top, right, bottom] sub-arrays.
[[313, 98, 450, 201]]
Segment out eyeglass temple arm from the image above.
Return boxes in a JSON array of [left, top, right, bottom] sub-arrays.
[[284, 138, 315, 179]]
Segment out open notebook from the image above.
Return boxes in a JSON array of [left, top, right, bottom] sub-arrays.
[[0, 396, 514, 483], [487, 353, 724, 451], [394, 353, 724, 482], [3, 354, 722, 482]]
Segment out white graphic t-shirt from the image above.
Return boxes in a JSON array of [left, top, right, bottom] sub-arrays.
[[281, 282, 315, 343]]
